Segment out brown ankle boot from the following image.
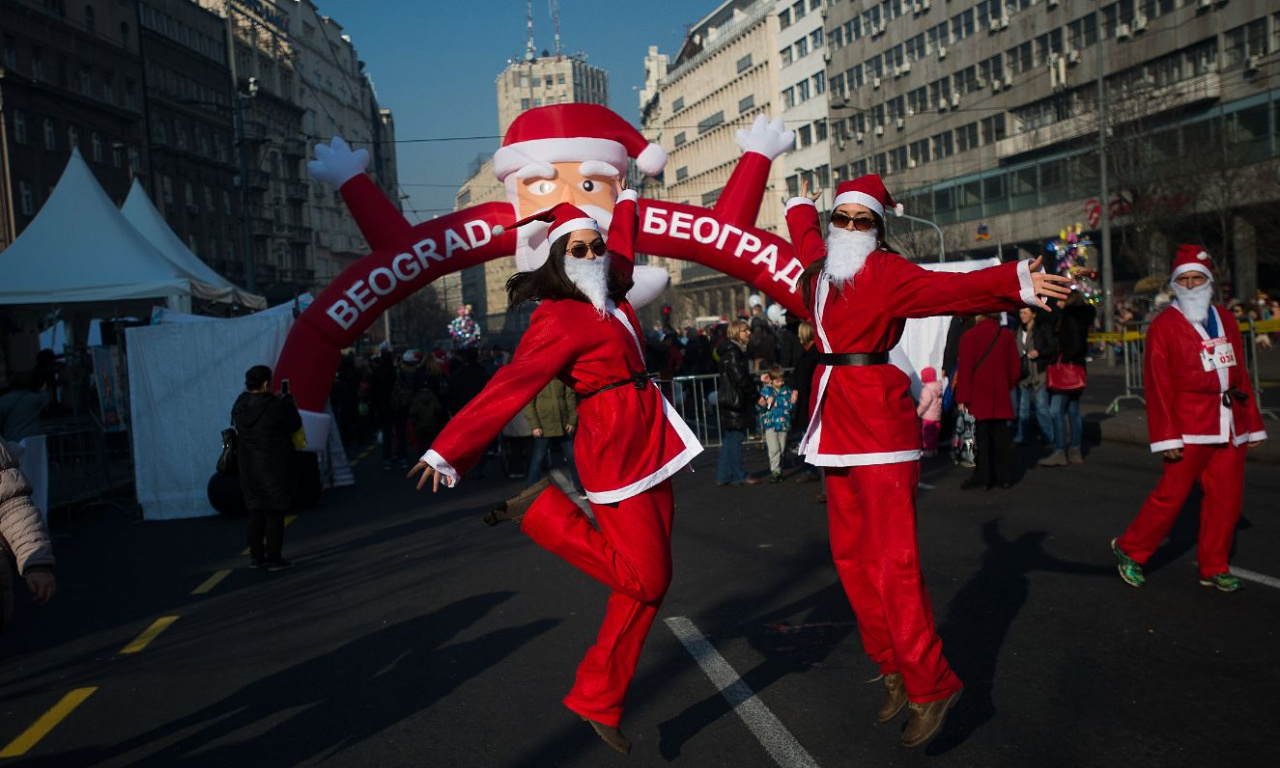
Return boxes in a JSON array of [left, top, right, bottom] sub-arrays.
[[582, 716, 632, 754], [874, 672, 907, 723], [483, 477, 552, 526], [900, 688, 962, 748]]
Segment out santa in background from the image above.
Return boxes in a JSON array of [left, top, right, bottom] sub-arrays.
[[1111, 245, 1266, 593]]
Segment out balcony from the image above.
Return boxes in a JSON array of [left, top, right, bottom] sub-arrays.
[[284, 180, 309, 200]]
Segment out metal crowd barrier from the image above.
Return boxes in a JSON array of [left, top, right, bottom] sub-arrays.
[[42, 420, 133, 513], [664, 373, 725, 448], [1242, 318, 1278, 420]]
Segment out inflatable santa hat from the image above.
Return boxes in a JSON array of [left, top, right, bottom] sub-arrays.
[[1171, 244, 1214, 282], [832, 174, 904, 219], [493, 103, 667, 180], [492, 202, 600, 244]]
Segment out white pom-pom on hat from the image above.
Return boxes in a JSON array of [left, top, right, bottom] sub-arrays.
[[893, 203, 905, 217], [636, 143, 668, 176], [491, 224, 506, 236]]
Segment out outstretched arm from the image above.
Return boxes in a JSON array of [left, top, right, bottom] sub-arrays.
[[885, 255, 1072, 319], [607, 182, 639, 285], [783, 180, 827, 269], [309, 135, 414, 251]]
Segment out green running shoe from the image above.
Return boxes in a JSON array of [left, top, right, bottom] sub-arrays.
[[1199, 573, 1244, 592], [1111, 538, 1144, 588]]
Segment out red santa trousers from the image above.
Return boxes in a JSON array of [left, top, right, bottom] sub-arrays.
[[518, 480, 674, 727], [1116, 443, 1246, 579], [826, 463, 962, 703]]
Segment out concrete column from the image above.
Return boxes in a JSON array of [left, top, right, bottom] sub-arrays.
[[1232, 215, 1258, 304]]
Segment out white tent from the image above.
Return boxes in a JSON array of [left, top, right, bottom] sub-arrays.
[[0, 150, 213, 310], [121, 181, 267, 310], [126, 297, 352, 521]]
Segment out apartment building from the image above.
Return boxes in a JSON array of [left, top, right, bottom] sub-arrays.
[[1, 0, 146, 251], [138, 0, 240, 282], [826, 0, 1280, 299], [651, 0, 790, 325], [778, 0, 834, 205]]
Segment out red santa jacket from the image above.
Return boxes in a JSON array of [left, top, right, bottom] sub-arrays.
[[424, 193, 702, 503], [784, 198, 1036, 465], [955, 320, 1020, 421], [1144, 302, 1267, 452]]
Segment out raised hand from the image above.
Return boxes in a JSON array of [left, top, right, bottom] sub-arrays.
[[407, 461, 442, 492], [735, 114, 796, 161], [308, 135, 370, 188], [801, 178, 823, 202]]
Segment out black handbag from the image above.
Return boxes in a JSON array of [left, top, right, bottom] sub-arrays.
[[216, 426, 239, 475]]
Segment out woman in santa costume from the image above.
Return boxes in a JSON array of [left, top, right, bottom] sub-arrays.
[[1111, 245, 1266, 593], [784, 175, 1071, 748], [408, 188, 701, 755]]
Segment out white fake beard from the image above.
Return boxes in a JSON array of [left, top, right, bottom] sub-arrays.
[[563, 252, 612, 315], [824, 226, 878, 288], [513, 201, 613, 273], [1172, 280, 1214, 325]]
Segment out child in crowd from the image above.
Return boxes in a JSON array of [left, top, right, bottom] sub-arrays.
[[917, 367, 944, 457], [757, 365, 798, 483]]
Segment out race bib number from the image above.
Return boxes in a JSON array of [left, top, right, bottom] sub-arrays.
[[1200, 337, 1237, 372]]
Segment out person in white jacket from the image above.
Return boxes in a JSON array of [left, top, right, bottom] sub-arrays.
[[0, 440, 56, 632]]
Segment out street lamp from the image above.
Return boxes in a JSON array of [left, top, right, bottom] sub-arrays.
[[895, 212, 946, 263]]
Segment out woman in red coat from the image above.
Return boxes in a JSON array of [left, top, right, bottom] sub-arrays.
[[409, 189, 700, 755], [955, 314, 1021, 490], [785, 175, 1070, 748]]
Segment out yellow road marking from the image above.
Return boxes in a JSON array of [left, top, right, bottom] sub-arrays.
[[0, 687, 97, 757], [191, 570, 231, 595], [119, 616, 179, 655]]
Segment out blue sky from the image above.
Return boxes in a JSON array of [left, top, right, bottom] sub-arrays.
[[309, 0, 704, 222]]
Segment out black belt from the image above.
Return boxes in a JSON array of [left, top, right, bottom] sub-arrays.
[[818, 352, 889, 366], [1222, 388, 1248, 408], [579, 370, 654, 401]]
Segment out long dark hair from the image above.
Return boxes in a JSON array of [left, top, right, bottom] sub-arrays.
[[800, 211, 897, 310], [506, 232, 634, 311]]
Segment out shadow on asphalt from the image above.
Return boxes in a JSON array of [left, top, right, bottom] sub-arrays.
[[927, 518, 1112, 755], [20, 592, 557, 768]]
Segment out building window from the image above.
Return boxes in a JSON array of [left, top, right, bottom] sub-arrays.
[[162, 175, 173, 204], [796, 79, 810, 103], [697, 110, 725, 135], [185, 182, 195, 208], [67, 125, 79, 150], [798, 125, 812, 148], [13, 111, 28, 145], [42, 118, 56, 150], [792, 1, 806, 21], [736, 54, 753, 73], [79, 68, 92, 95], [112, 143, 123, 168], [811, 29, 823, 50], [781, 47, 793, 66], [812, 71, 826, 95], [738, 94, 755, 113], [18, 181, 34, 216], [782, 87, 795, 109], [956, 123, 979, 153], [674, 131, 687, 147], [814, 119, 827, 142], [676, 166, 689, 181], [520, 98, 530, 110], [796, 38, 808, 59], [205, 186, 215, 212], [128, 146, 140, 174], [672, 96, 684, 113], [779, 8, 791, 30], [700, 187, 723, 206]]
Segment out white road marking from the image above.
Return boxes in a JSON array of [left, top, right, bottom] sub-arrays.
[[918, 482, 936, 490], [1230, 566, 1280, 590], [665, 616, 821, 768]]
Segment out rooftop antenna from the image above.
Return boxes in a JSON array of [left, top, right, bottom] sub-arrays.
[[525, 0, 536, 62], [550, 0, 561, 56]]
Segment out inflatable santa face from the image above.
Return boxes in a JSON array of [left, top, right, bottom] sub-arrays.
[[493, 103, 666, 274]]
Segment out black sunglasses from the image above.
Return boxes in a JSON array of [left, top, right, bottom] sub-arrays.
[[569, 240, 608, 259], [830, 212, 878, 231]]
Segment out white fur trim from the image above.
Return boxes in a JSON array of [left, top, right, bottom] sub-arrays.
[[616, 189, 638, 204], [579, 160, 622, 178], [1245, 431, 1268, 443], [1171, 262, 1213, 281], [802, 448, 923, 467], [785, 197, 816, 212], [1184, 434, 1229, 445], [1149, 439, 1184, 453], [893, 203, 904, 217], [585, 390, 703, 504], [549, 216, 601, 245], [1018, 259, 1038, 306], [423, 449, 459, 487], [636, 143, 667, 175], [494, 138, 629, 180], [514, 161, 557, 180], [832, 190, 884, 218]]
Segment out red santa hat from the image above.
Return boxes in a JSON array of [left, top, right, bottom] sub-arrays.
[[492, 202, 600, 245], [1171, 244, 1213, 282], [832, 174, 903, 220], [493, 104, 666, 181]]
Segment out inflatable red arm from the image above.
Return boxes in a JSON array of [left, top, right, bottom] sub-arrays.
[[338, 174, 416, 252], [713, 152, 773, 230]]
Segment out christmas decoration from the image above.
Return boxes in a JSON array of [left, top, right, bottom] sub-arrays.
[[1048, 223, 1100, 305], [448, 304, 481, 348]]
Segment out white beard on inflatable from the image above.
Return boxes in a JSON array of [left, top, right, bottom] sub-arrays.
[[564, 252, 613, 315], [1172, 278, 1214, 325], [824, 226, 880, 290]]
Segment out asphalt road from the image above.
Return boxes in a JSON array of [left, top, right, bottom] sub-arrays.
[[2, 434, 1278, 768]]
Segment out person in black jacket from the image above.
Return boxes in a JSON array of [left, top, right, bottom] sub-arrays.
[[716, 320, 760, 485], [232, 365, 303, 571], [1013, 307, 1057, 446], [792, 321, 822, 486], [1040, 290, 1097, 466]]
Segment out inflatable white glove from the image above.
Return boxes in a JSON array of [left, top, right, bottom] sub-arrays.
[[308, 135, 369, 188], [734, 114, 795, 161]]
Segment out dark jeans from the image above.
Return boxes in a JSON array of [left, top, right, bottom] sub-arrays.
[[972, 419, 1012, 487], [527, 435, 581, 490], [717, 429, 748, 484], [381, 415, 408, 461], [247, 508, 286, 561]]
